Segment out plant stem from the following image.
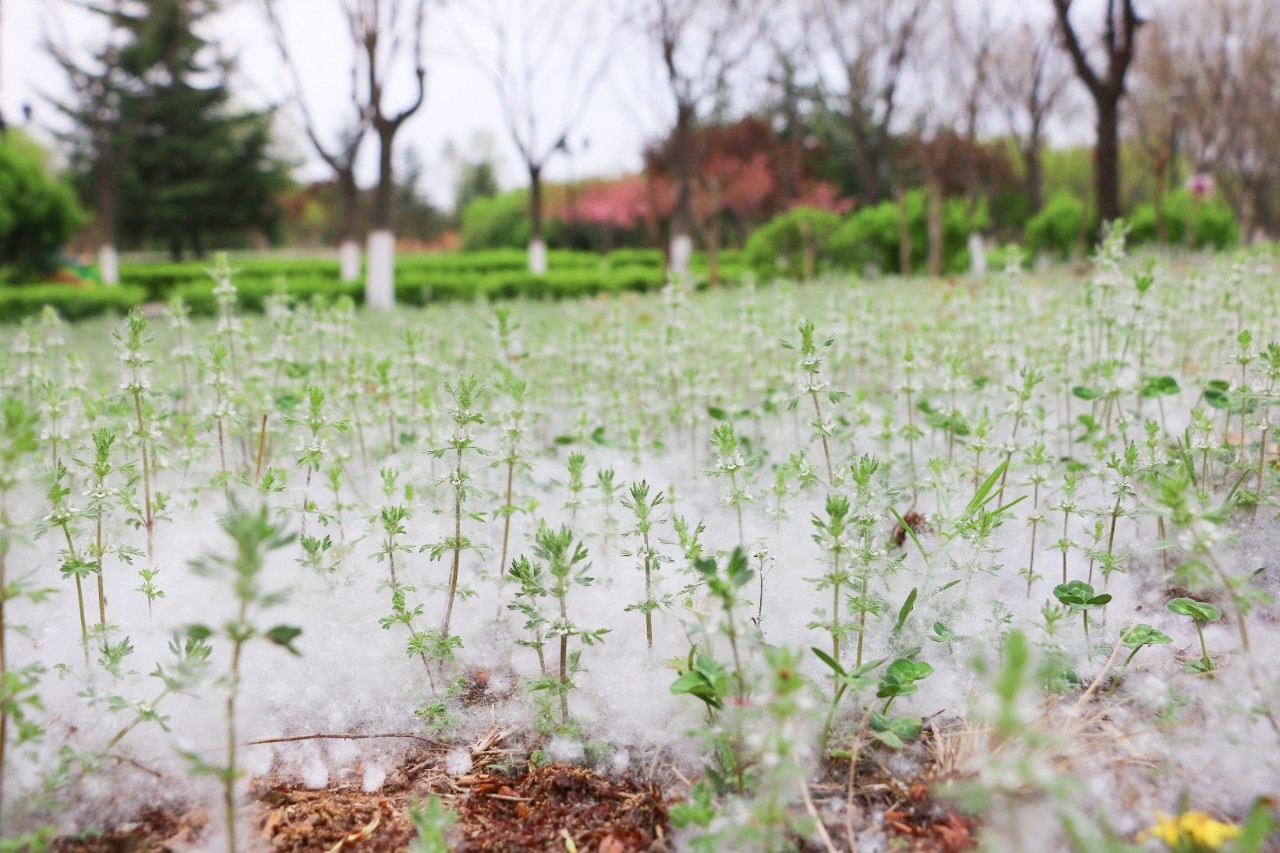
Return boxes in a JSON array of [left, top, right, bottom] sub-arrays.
[[809, 391, 833, 483], [558, 597, 570, 725], [1083, 611, 1091, 662], [0, 528, 8, 821], [61, 523, 89, 665], [499, 460, 515, 576], [225, 603, 246, 853], [442, 447, 464, 639], [855, 575, 868, 669], [642, 527, 655, 650], [95, 503, 106, 627], [254, 415, 268, 483], [1194, 620, 1211, 671], [133, 391, 154, 565]]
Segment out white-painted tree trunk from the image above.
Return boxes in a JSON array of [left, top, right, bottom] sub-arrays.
[[528, 238, 548, 275], [99, 244, 119, 286], [669, 233, 693, 280], [366, 230, 396, 309], [968, 232, 988, 276], [339, 239, 362, 283]]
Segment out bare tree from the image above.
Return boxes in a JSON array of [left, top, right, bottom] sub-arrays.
[[1050, 0, 1142, 227], [945, 0, 996, 211], [987, 18, 1072, 215], [812, 0, 932, 205], [1173, 0, 1280, 241], [454, 0, 616, 274], [1126, 17, 1182, 243], [344, 0, 428, 307], [631, 0, 762, 278], [262, 0, 370, 282]]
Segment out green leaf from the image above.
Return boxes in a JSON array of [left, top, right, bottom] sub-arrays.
[[1120, 624, 1172, 648], [265, 625, 303, 655], [967, 461, 1007, 515], [810, 646, 846, 678], [1139, 375, 1180, 398], [893, 587, 918, 634], [871, 729, 904, 749], [890, 507, 928, 562], [1167, 597, 1222, 622]]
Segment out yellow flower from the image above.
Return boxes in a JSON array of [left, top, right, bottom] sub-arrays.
[[1137, 810, 1242, 851], [1178, 811, 1241, 850], [1137, 812, 1182, 846]]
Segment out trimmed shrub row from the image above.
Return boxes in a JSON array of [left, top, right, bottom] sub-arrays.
[[0, 284, 145, 323], [2, 249, 750, 323], [164, 265, 747, 316]]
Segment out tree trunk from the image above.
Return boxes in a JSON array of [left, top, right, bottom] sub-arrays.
[[669, 102, 696, 278], [800, 217, 815, 282], [1024, 138, 1044, 215], [700, 178, 722, 286], [1239, 191, 1255, 247], [928, 178, 944, 278], [337, 167, 361, 282], [528, 163, 547, 275], [1153, 156, 1168, 244], [96, 161, 120, 284], [895, 184, 912, 277], [367, 127, 397, 308], [1095, 93, 1122, 228]]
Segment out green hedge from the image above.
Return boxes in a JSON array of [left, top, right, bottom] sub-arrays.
[[1128, 191, 1239, 249], [605, 248, 664, 269], [167, 267, 677, 315], [0, 285, 144, 322], [1026, 192, 1089, 259], [6, 252, 748, 322], [120, 249, 615, 300], [744, 207, 843, 279], [173, 277, 361, 316], [825, 191, 988, 275], [396, 268, 668, 305]]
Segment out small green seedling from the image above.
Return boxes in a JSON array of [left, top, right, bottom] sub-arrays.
[[928, 621, 964, 655], [408, 795, 455, 853], [810, 647, 884, 756], [1167, 597, 1222, 673], [1053, 580, 1112, 659], [868, 709, 924, 750], [876, 657, 934, 713], [671, 649, 733, 716], [1120, 624, 1172, 667]]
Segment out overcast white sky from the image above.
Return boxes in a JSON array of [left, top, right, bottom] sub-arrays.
[[1, 0, 1103, 209], [2, 0, 666, 208]]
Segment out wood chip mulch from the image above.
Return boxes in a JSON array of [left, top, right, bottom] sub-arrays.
[[452, 764, 670, 852]]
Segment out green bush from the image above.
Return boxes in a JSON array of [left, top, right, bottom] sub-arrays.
[[1026, 192, 1087, 259], [1187, 198, 1238, 249], [826, 191, 988, 274], [0, 284, 144, 322], [460, 191, 532, 250], [744, 207, 843, 279], [0, 132, 84, 280], [1127, 190, 1237, 249], [986, 243, 1031, 271]]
